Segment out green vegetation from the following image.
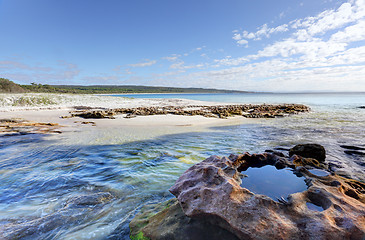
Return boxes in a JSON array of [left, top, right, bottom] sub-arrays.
[[0, 78, 25, 93], [1, 77, 250, 94], [11, 96, 56, 106], [130, 231, 150, 240], [21, 83, 249, 94]]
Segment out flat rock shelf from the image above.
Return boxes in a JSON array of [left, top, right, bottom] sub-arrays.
[[67, 104, 310, 119]]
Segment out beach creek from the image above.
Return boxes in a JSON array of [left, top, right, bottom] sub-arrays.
[[0, 93, 365, 239]]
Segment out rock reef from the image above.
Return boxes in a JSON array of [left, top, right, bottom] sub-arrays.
[[68, 104, 310, 119], [131, 144, 365, 240], [0, 119, 62, 136]]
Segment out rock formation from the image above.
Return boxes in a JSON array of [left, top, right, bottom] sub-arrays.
[[289, 143, 326, 162], [69, 104, 310, 119], [0, 119, 62, 136], [131, 145, 365, 240], [129, 198, 239, 240]]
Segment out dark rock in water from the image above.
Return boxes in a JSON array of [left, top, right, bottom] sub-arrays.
[[289, 144, 326, 162], [344, 150, 365, 156], [358, 106, 365, 109], [274, 158, 287, 169], [274, 147, 291, 151], [72, 105, 94, 110], [289, 155, 324, 168], [72, 110, 115, 119], [265, 149, 285, 157], [340, 145, 365, 151], [130, 198, 239, 240]]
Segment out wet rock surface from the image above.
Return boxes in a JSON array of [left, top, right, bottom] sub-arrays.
[[0, 118, 62, 136], [340, 145, 365, 156], [69, 104, 310, 119], [131, 144, 365, 240], [130, 198, 239, 240], [289, 143, 326, 162]]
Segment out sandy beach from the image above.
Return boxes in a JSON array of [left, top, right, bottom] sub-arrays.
[[0, 93, 220, 111], [0, 93, 250, 140]]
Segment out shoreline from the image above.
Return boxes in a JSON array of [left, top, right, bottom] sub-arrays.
[[0, 93, 250, 140], [0, 93, 310, 139], [0, 93, 223, 112]]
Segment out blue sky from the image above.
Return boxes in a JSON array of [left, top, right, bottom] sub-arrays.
[[1, 0, 365, 92]]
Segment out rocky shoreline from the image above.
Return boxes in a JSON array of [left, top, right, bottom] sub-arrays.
[[130, 144, 365, 240], [0, 119, 62, 136], [67, 103, 310, 119]]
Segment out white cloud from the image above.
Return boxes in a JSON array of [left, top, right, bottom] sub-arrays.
[[128, 59, 157, 67], [290, 0, 365, 38], [330, 19, 365, 42], [232, 33, 242, 41], [162, 55, 180, 61], [255, 38, 347, 59], [235, 23, 289, 44], [213, 56, 249, 67], [237, 39, 248, 45], [179, 55, 365, 92], [1, 60, 80, 84], [242, 31, 255, 39], [0, 60, 52, 72], [234, 0, 365, 46], [169, 60, 204, 70], [167, 0, 365, 92]]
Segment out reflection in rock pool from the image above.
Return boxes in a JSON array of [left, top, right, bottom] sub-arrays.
[[308, 169, 330, 177], [240, 165, 307, 200], [306, 202, 324, 211]]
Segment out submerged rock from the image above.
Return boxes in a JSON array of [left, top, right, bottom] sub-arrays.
[[0, 192, 113, 240], [130, 198, 239, 240], [289, 143, 326, 162], [340, 145, 365, 151], [132, 146, 365, 240], [344, 150, 365, 156]]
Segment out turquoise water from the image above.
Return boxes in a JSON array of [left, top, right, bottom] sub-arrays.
[[113, 92, 365, 108], [1, 93, 365, 239]]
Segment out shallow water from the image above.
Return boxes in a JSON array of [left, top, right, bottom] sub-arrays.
[[240, 166, 307, 200], [1, 93, 365, 239]]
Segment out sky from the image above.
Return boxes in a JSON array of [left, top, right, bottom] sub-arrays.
[[0, 0, 365, 92]]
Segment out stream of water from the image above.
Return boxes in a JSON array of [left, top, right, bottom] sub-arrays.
[[1, 93, 364, 239]]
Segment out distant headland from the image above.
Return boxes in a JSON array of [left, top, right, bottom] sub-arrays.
[[0, 78, 251, 94]]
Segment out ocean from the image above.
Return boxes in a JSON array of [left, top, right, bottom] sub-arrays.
[[0, 92, 364, 239]]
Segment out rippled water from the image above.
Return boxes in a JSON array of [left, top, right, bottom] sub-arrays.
[[1, 93, 365, 239]]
